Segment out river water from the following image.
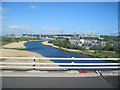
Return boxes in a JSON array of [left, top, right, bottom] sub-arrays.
[[23, 41, 105, 64]]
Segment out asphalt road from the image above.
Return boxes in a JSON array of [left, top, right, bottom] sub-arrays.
[[1, 76, 116, 88]]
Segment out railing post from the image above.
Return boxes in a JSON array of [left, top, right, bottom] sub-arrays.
[[33, 56, 36, 70], [72, 57, 74, 69], [72, 57, 74, 63]]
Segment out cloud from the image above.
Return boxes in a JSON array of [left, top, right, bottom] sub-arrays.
[[113, 30, 118, 35], [42, 27, 62, 34], [1, 24, 37, 35], [30, 5, 36, 9], [9, 25, 21, 29], [29, 5, 40, 10], [113, 30, 118, 33], [8, 25, 33, 31]]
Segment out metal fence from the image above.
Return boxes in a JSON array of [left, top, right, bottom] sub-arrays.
[[0, 57, 119, 70]]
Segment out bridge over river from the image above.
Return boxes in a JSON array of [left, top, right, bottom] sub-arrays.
[[0, 41, 119, 88]]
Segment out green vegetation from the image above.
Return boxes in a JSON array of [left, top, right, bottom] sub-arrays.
[[90, 44, 118, 52], [1, 37, 37, 46], [48, 39, 119, 60], [100, 35, 119, 42], [48, 39, 84, 50], [92, 50, 119, 58], [90, 46, 102, 50]]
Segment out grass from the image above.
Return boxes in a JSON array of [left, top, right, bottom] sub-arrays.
[[42, 41, 119, 63], [0, 37, 39, 46]]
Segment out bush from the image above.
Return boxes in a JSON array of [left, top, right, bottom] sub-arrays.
[[90, 46, 103, 50], [90, 44, 118, 52], [48, 40, 54, 43], [102, 44, 118, 52]]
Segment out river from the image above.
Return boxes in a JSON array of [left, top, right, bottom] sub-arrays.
[[23, 41, 105, 64]]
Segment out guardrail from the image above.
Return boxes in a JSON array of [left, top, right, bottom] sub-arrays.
[[0, 57, 119, 70], [0, 57, 119, 60]]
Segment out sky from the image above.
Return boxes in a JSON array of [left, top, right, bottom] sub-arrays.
[[1, 2, 118, 35]]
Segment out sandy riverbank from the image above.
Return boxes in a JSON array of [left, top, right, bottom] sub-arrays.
[[1, 40, 45, 58], [2, 40, 40, 49], [2, 41, 27, 49], [1, 41, 59, 70]]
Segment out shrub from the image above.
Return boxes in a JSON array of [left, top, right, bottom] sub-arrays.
[[90, 46, 102, 50]]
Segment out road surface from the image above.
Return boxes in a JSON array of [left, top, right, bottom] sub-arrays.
[[1, 70, 118, 88]]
